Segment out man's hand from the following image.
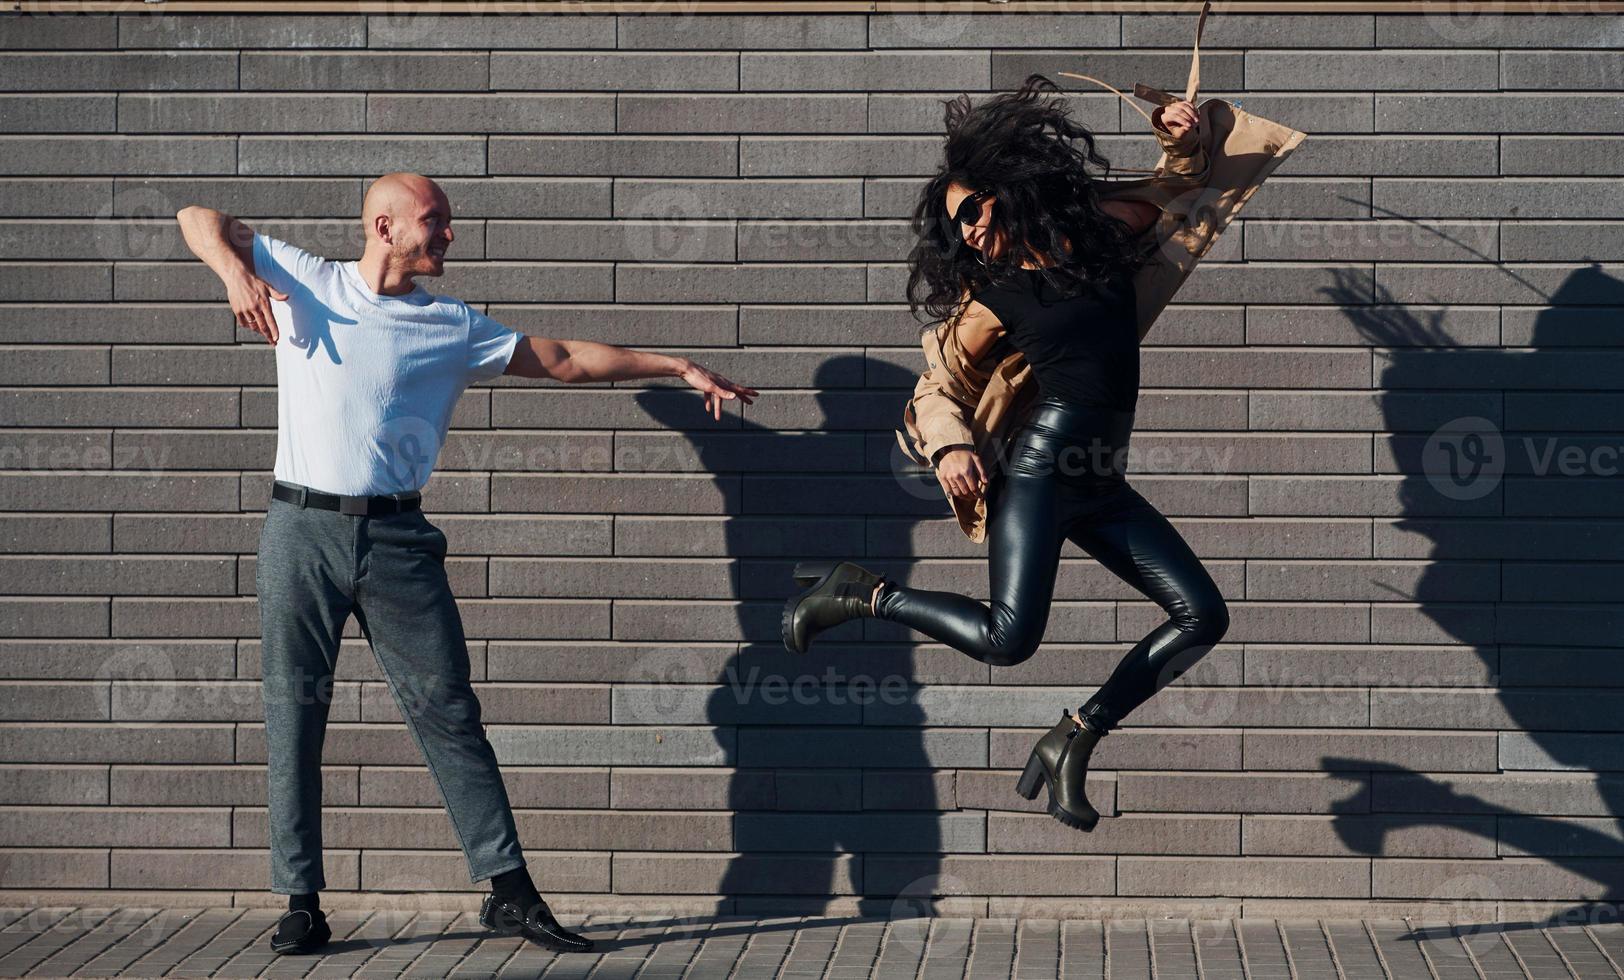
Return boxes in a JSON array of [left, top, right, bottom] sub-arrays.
[[676, 358, 759, 420], [1152, 99, 1200, 141], [176, 205, 281, 344], [936, 447, 988, 499], [226, 268, 288, 345]]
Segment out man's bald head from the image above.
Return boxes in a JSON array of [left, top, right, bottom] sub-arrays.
[[363, 173, 447, 233], [361, 172, 454, 283]]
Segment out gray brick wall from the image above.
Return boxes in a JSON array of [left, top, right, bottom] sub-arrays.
[[2, 7, 1622, 917]]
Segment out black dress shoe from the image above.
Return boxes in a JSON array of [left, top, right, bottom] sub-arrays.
[[781, 560, 886, 654], [479, 893, 595, 953], [1015, 708, 1105, 831], [269, 907, 331, 955]]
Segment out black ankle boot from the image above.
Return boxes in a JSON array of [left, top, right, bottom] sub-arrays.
[[1015, 707, 1106, 831], [781, 560, 886, 654]]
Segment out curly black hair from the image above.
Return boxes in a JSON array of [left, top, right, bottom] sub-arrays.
[[906, 73, 1158, 332]]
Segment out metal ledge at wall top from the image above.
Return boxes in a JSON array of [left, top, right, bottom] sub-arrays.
[[12, 1, 1624, 13]]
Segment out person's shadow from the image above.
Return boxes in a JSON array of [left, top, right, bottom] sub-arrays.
[[632, 355, 955, 917], [278, 274, 355, 365], [1311, 210, 1624, 923]]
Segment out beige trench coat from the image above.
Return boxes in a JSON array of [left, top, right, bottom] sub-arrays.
[[894, 8, 1308, 544]]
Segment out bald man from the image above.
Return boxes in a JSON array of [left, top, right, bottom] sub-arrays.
[[177, 174, 757, 957]]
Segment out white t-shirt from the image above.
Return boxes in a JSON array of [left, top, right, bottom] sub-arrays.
[[252, 233, 522, 496]]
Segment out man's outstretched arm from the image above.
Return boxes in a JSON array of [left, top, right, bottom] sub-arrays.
[[506, 336, 759, 420], [175, 205, 286, 345]]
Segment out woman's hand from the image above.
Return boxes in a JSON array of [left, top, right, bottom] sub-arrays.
[[1152, 99, 1200, 142], [676, 358, 759, 420], [936, 448, 988, 499]]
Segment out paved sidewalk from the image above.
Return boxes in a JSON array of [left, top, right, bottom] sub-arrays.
[[2, 907, 1622, 979]]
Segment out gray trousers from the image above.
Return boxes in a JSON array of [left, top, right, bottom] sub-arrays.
[[256, 482, 526, 894]]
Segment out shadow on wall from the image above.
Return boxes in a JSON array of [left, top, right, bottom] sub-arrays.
[[1314, 205, 1624, 909], [635, 354, 947, 915], [630, 230, 1624, 916]]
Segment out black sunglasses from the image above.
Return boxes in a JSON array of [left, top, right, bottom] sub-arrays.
[[950, 189, 992, 230], [948, 190, 987, 225]]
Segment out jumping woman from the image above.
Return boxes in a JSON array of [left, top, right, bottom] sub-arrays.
[[781, 75, 1231, 832]]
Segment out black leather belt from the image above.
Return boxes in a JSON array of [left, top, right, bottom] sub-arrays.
[[272, 481, 421, 516]]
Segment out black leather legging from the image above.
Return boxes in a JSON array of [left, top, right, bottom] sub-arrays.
[[875, 396, 1230, 733]]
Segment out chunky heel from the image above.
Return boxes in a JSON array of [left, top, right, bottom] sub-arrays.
[[1018, 708, 1105, 833], [1015, 751, 1046, 800], [781, 560, 886, 654], [791, 560, 840, 587], [1048, 798, 1100, 832]]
